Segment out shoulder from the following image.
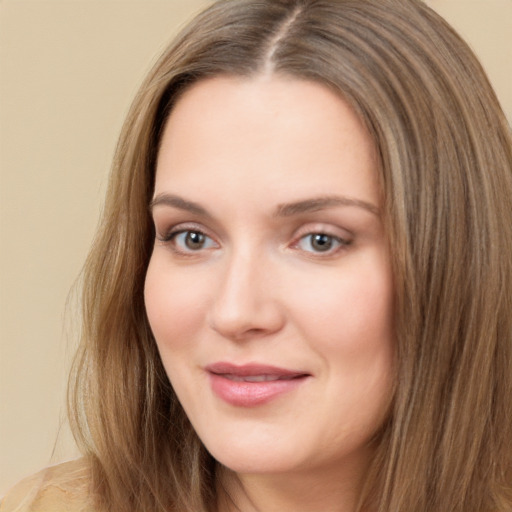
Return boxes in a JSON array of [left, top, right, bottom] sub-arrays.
[[0, 458, 95, 512]]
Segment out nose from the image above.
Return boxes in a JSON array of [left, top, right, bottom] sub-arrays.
[[207, 250, 285, 341]]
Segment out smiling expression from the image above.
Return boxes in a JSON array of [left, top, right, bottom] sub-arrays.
[[144, 75, 394, 480]]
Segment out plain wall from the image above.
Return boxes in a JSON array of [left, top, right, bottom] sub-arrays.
[[1, 0, 511, 496]]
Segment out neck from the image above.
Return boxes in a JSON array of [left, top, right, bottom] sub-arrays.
[[216, 456, 372, 512]]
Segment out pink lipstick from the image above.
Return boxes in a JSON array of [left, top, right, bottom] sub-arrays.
[[205, 362, 309, 407]]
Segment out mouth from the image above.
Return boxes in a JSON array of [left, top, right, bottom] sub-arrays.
[[218, 374, 303, 382], [205, 362, 310, 407]]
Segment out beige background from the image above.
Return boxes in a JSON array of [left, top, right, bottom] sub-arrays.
[[1, 0, 511, 497]]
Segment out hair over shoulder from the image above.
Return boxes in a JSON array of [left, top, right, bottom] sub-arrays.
[[68, 1, 512, 511]]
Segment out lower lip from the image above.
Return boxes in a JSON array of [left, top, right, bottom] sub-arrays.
[[209, 373, 308, 407]]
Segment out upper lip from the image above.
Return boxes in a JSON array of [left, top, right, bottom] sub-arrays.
[[205, 362, 309, 378]]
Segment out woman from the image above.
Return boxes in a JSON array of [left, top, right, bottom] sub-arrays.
[[3, 0, 511, 511]]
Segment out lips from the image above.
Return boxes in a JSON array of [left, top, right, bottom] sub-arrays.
[[221, 374, 296, 382], [205, 362, 310, 407]]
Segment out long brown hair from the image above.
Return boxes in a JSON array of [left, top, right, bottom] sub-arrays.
[[68, 1, 512, 510]]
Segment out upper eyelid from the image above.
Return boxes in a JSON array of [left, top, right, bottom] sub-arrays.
[[152, 213, 225, 239], [292, 222, 353, 240], [156, 222, 214, 242], [154, 218, 353, 244]]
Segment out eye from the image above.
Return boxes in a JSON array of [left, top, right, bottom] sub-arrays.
[[296, 233, 348, 254], [169, 230, 217, 252]]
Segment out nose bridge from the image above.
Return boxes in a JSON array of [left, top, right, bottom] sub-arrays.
[[208, 242, 283, 340]]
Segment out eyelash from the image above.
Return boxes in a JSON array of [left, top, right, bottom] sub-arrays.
[[292, 232, 351, 255], [157, 224, 217, 255], [157, 225, 352, 257]]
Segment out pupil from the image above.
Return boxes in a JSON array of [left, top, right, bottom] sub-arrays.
[[312, 234, 332, 252], [186, 231, 205, 249]]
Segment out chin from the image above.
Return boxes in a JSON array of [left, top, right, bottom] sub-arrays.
[[202, 433, 305, 475]]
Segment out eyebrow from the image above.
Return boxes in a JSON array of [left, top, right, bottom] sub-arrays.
[[275, 195, 380, 217], [149, 193, 379, 217], [150, 193, 211, 217]]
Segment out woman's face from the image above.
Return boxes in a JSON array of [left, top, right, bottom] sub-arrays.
[[145, 76, 394, 479]]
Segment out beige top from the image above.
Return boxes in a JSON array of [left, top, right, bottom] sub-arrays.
[[0, 459, 94, 512]]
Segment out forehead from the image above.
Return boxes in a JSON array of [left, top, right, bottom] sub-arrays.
[[155, 75, 379, 208]]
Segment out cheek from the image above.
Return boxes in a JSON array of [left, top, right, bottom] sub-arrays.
[[289, 255, 394, 355], [144, 254, 209, 353]]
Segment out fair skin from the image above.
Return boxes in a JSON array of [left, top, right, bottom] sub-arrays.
[[144, 75, 394, 512]]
